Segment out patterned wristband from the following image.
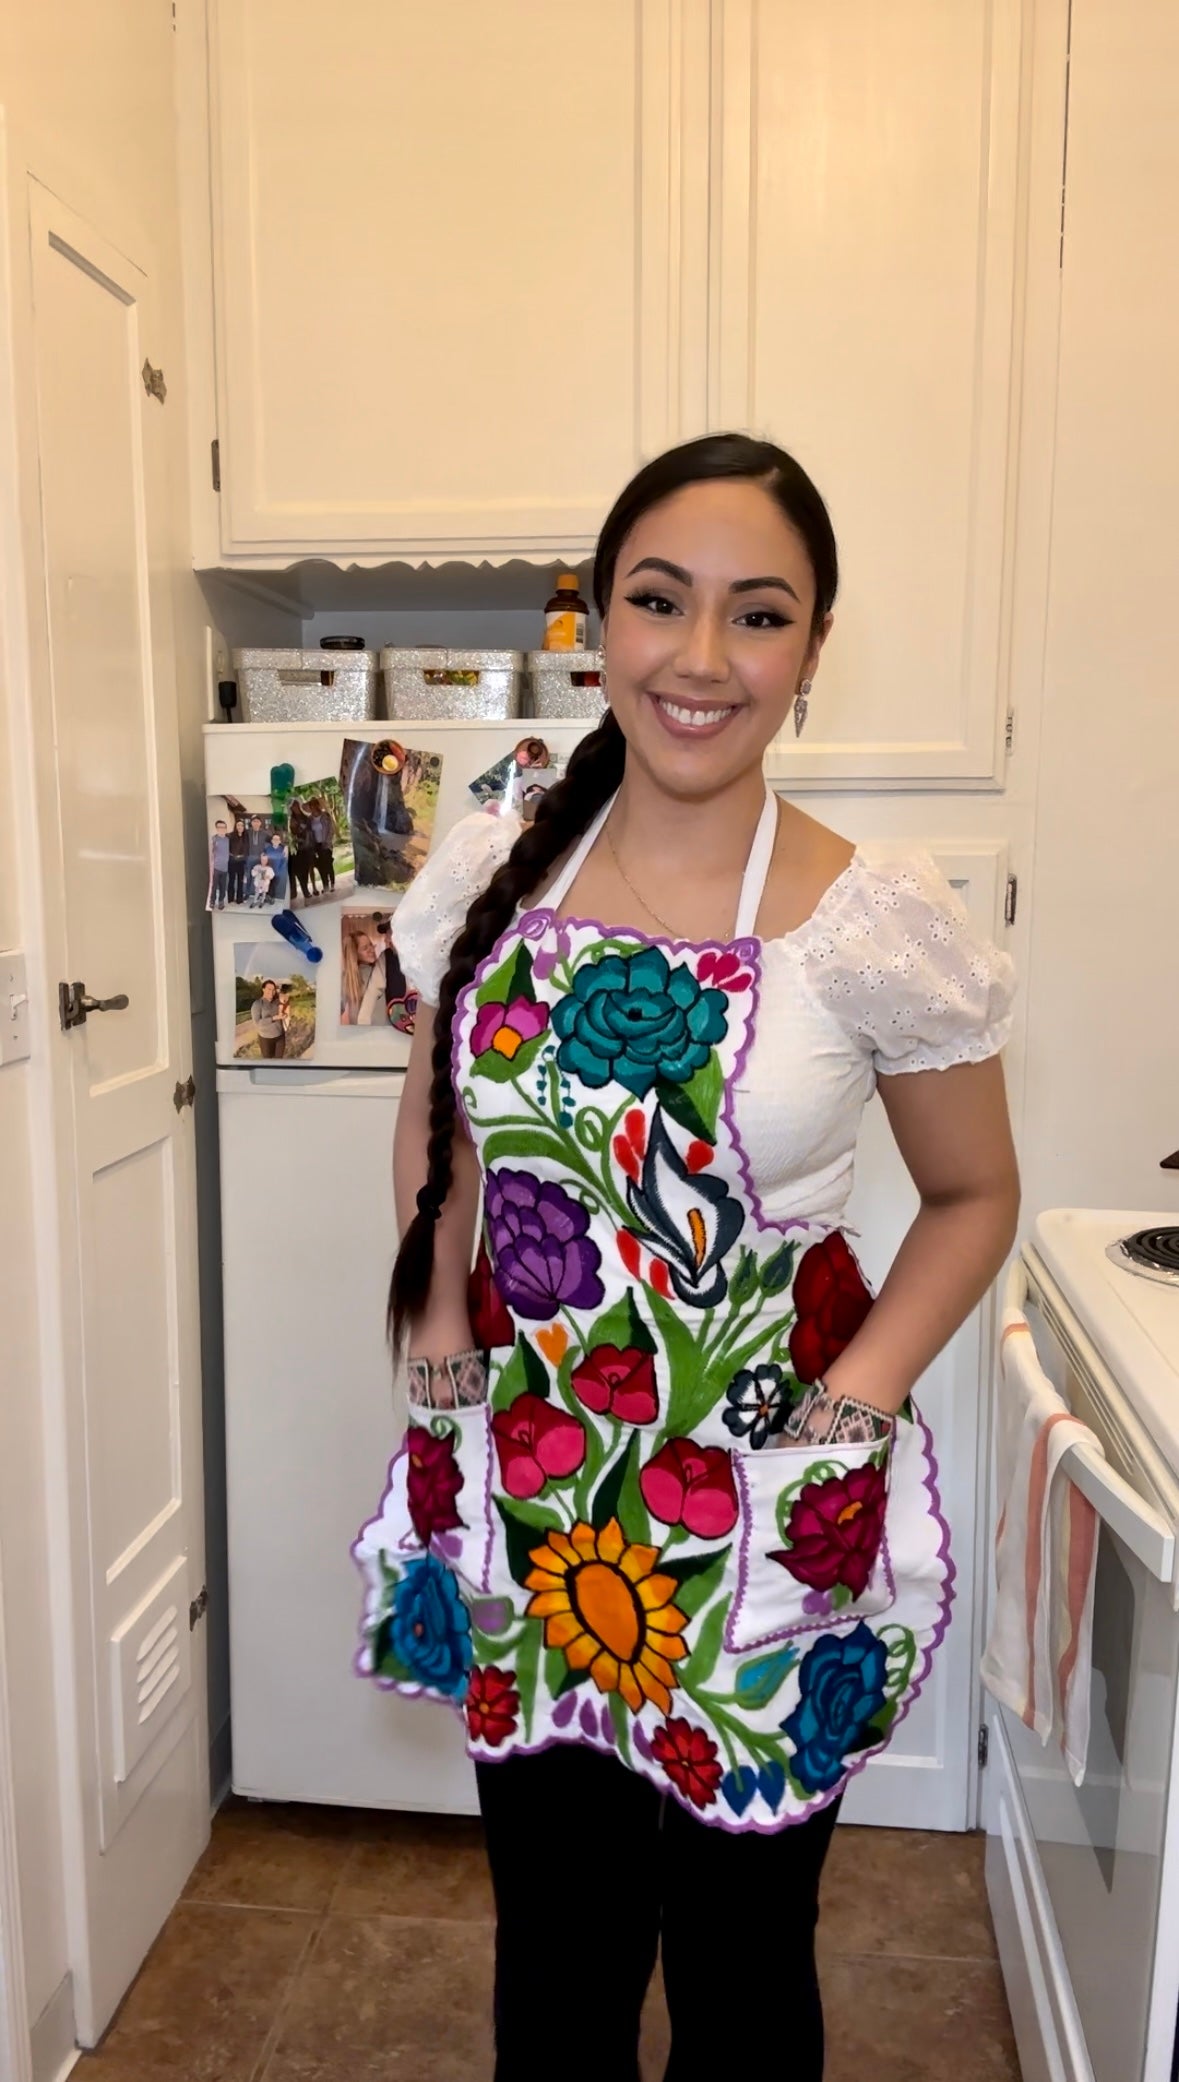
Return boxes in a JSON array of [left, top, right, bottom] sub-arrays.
[[406, 1348, 489, 1411], [783, 1380, 895, 1447]]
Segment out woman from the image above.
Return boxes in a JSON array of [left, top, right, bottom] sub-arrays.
[[249, 978, 285, 1059], [341, 921, 387, 1026], [287, 799, 318, 902], [354, 434, 1018, 2082], [308, 794, 337, 893]]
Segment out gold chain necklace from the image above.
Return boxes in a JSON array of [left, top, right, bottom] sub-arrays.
[[604, 809, 779, 939]]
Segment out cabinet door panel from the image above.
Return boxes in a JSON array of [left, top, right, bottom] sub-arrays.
[[211, 0, 709, 556], [714, 0, 1027, 784]]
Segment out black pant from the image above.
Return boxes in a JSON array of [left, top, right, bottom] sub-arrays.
[[476, 1745, 841, 2082], [227, 855, 247, 904]]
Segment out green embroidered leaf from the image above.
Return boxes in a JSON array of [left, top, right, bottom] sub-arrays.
[[544, 1645, 568, 1698], [648, 1286, 711, 1437], [897, 1395, 914, 1425], [373, 1616, 413, 1684], [654, 1049, 723, 1142], [608, 1690, 633, 1764], [520, 1337, 550, 1401], [831, 1584, 854, 1612], [591, 1431, 639, 1532], [554, 1663, 592, 1698], [475, 939, 535, 1009], [729, 1247, 759, 1309], [495, 1497, 560, 1587], [679, 1596, 729, 1693], [616, 1433, 652, 1546], [470, 1031, 549, 1084], [514, 1617, 542, 1740], [759, 1240, 796, 1296], [660, 1547, 730, 1618], [584, 1284, 658, 1358], [734, 1645, 798, 1709]]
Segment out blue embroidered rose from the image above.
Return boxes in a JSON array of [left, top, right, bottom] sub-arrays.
[[552, 944, 728, 1098], [391, 1553, 473, 1699], [780, 1621, 889, 1794]]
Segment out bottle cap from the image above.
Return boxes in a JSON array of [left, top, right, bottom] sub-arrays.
[[556, 574, 580, 592]]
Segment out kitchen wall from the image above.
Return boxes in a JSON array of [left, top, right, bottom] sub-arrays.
[[0, 0, 217, 2062]]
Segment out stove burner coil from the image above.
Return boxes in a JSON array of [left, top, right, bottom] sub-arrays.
[[1118, 1226, 1179, 1276]]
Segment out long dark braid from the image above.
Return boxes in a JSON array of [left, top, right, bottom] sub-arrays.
[[387, 710, 626, 1348], [388, 430, 838, 1349]]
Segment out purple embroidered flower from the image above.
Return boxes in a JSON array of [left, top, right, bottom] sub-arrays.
[[519, 909, 574, 984], [484, 1168, 605, 1320]]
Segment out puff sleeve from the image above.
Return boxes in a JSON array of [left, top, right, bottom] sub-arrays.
[[801, 847, 1016, 1075], [391, 808, 522, 1005]]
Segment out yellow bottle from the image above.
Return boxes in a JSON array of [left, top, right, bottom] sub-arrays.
[[542, 573, 589, 651]]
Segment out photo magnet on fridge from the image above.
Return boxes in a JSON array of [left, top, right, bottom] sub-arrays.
[[339, 911, 418, 1033], [339, 738, 442, 891], [469, 736, 555, 814], [233, 943, 317, 1062], [207, 794, 287, 912], [272, 773, 354, 906]]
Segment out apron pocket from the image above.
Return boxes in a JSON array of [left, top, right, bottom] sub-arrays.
[[404, 1403, 498, 1600], [725, 1436, 896, 1655]]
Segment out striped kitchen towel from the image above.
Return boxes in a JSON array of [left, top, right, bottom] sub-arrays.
[[981, 1307, 1102, 1785]]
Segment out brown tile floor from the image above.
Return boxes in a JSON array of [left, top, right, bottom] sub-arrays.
[[76, 1799, 1021, 2081]]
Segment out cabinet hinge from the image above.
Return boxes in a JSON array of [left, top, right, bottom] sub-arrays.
[[978, 1722, 989, 1768], [211, 437, 221, 492], [141, 359, 167, 404], [173, 1074, 196, 1113], [189, 1585, 208, 1631], [1004, 706, 1015, 757], [1004, 874, 1018, 928]]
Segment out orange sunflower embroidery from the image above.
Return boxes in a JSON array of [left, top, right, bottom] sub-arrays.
[[524, 1516, 690, 1715]]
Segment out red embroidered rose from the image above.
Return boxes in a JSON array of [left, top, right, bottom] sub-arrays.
[[491, 1393, 586, 1500], [770, 1461, 889, 1598], [640, 1436, 739, 1539], [695, 948, 754, 993], [651, 1716, 723, 1809], [405, 1426, 465, 1543], [468, 1237, 515, 1351], [571, 1343, 659, 1426], [465, 1665, 519, 1748], [789, 1233, 874, 1385]]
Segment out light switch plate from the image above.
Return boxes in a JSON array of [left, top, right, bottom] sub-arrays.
[[0, 951, 29, 1065]]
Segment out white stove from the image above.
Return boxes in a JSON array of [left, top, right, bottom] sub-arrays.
[[987, 1209, 1179, 2082]]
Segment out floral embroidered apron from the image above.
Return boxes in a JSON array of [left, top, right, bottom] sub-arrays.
[[354, 788, 954, 1830]]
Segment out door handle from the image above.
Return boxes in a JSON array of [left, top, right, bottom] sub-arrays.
[[58, 980, 130, 1031]]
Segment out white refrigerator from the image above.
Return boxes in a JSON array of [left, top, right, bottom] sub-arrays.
[[206, 716, 591, 1809]]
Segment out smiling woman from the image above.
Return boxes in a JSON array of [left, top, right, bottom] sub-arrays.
[[353, 432, 1019, 2082]]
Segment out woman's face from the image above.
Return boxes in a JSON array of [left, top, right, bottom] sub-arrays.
[[602, 479, 831, 799], [356, 933, 377, 964], [262, 981, 277, 1000]]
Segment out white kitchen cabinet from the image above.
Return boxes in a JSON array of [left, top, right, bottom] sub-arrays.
[[206, 0, 711, 560], [712, 0, 1029, 785], [194, 0, 1044, 787]]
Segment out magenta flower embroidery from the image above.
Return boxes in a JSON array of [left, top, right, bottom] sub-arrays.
[[484, 1167, 605, 1319], [695, 948, 754, 993], [471, 995, 550, 1063]]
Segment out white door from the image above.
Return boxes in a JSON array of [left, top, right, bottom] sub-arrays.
[[22, 182, 207, 2039]]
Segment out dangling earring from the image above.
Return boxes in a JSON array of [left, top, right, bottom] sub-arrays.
[[794, 678, 812, 738]]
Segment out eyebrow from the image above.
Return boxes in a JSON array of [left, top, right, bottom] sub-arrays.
[[625, 556, 800, 605]]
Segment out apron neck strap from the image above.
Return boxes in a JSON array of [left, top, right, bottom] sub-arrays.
[[540, 781, 778, 940]]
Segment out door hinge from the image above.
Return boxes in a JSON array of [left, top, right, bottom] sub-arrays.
[[173, 1074, 196, 1113], [141, 358, 167, 404], [1004, 873, 1018, 927], [978, 1722, 989, 1768], [1004, 706, 1015, 757], [211, 437, 221, 492], [189, 1585, 209, 1631]]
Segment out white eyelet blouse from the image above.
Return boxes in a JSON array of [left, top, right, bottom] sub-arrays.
[[394, 808, 1016, 1232]]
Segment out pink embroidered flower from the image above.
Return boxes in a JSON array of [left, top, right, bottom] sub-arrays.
[[571, 1343, 659, 1426], [695, 948, 754, 993], [640, 1436, 739, 1539], [470, 995, 550, 1063], [491, 1393, 585, 1500]]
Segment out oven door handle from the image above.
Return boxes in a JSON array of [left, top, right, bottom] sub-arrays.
[[1004, 1263, 1177, 1584]]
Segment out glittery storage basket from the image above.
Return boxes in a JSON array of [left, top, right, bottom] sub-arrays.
[[527, 650, 607, 720], [381, 648, 523, 722], [234, 648, 380, 724]]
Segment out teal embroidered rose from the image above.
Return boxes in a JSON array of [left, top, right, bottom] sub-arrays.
[[551, 945, 728, 1099]]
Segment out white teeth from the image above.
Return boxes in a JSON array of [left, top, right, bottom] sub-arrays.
[[656, 698, 734, 729]]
